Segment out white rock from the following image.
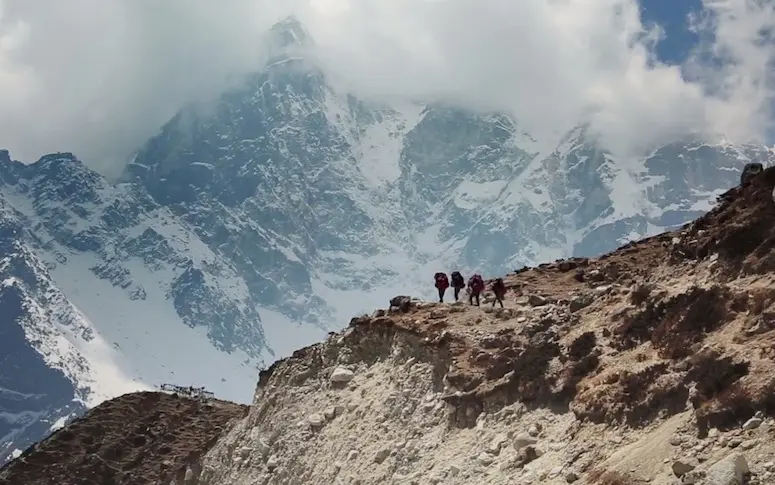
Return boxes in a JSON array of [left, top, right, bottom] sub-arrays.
[[324, 406, 337, 420], [374, 448, 391, 464], [330, 367, 355, 383], [742, 417, 762, 430], [477, 452, 494, 466], [487, 434, 509, 455], [308, 413, 325, 427], [549, 466, 563, 478], [513, 433, 538, 450], [256, 439, 270, 457], [669, 435, 685, 446], [346, 401, 359, 412], [528, 425, 540, 437], [740, 439, 757, 450], [705, 453, 749, 485], [266, 455, 279, 471]]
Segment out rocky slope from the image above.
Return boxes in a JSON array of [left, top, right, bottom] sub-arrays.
[[5, 169, 775, 484], [0, 392, 247, 485]]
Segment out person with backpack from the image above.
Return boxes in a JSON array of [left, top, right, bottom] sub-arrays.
[[450, 271, 466, 301], [491, 277, 506, 308], [468, 274, 484, 306], [434, 272, 450, 302]]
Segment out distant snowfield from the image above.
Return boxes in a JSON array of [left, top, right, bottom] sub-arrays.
[[46, 254, 260, 404]]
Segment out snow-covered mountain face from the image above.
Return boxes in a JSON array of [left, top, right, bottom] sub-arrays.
[[0, 149, 327, 463], [125, 18, 775, 287], [2, 16, 774, 465]]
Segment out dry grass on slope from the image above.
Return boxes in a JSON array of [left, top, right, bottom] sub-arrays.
[[0, 392, 248, 485]]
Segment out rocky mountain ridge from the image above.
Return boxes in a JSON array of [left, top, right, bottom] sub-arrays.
[[4, 168, 775, 484]]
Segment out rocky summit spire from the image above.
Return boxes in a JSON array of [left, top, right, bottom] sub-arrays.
[[266, 15, 313, 51]]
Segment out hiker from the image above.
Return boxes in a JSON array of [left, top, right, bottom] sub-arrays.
[[468, 274, 484, 306], [450, 271, 466, 301], [434, 272, 449, 303], [491, 277, 506, 308]]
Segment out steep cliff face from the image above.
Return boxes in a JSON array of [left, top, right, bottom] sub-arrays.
[[5, 170, 775, 484]]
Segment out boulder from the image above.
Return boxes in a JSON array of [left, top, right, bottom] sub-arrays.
[[528, 294, 549, 307], [308, 413, 325, 427], [672, 459, 696, 477], [513, 433, 538, 450], [569, 294, 593, 312], [742, 417, 762, 430], [705, 453, 749, 485], [330, 367, 355, 383]]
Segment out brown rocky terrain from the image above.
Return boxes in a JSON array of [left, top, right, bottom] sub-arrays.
[[0, 392, 247, 485], [4, 168, 775, 484]]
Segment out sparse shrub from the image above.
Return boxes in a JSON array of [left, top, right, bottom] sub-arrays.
[[686, 350, 749, 402], [698, 379, 775, 431], [559, 353, 600, 400], [651, 285, 729, 359], [619, 363, 668, 403], [629, 283, 651, 306], [568, 332, 596, 360], [614, 286, 731, 358], [748, 288, 775, 315], [613, 300, 666, 350]]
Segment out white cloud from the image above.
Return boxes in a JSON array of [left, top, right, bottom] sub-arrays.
[[0, 0, 774, 175]]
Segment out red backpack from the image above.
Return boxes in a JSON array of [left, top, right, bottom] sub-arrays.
[[434, 272, 449, 289], [469, 274, 484, 293]]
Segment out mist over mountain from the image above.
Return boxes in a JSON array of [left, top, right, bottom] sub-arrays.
[[1, 15, 774, 464]]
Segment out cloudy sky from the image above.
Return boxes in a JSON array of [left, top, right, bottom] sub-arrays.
[[1, 0, 774, 176]]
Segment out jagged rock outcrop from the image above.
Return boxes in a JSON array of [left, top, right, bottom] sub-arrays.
[[6, 168, 775, 484]]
